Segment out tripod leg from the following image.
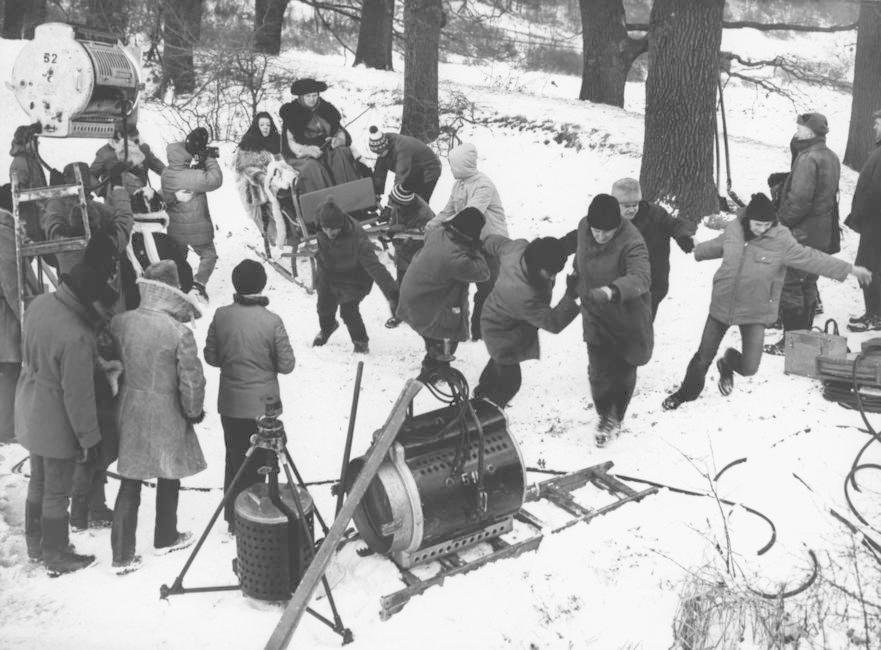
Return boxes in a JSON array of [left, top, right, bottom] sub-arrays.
[[163, 445, 261, 595], [283, 450, 330, 535]]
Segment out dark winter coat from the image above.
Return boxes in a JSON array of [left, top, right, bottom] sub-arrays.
[[90, 141, 165, 198], [15, 284, 101, 459], [0, 210, 21, 363], [850, 143, 881, 273], [315, 215, 397, 303], [695, 218, 852, 326], [279, 98, 349, 156], [396, 227, 490, 341], [9, 143, 47, 241], [575, 218, 653, 367], [372, 133, 442, 195], [481, 235, 579, 364], [388, 195, 435, 272], [778, 136, 841, 252], [631, 201, 694, 300], [161, 142, 223, 247], [42, 187, 134, 274], [111, 279, 206, 480], [204, 295, 295, 419]]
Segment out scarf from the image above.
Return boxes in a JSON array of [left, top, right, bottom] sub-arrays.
[[238, 112, 281, 155]]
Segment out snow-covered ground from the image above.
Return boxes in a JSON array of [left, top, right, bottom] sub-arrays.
[[1, 33, 879, 650]]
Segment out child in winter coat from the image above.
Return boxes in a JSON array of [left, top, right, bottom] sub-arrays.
[[312, 198, 399, 353], [662, 193, 871, 411], [204, 259, 295, 532], [610, 178, 694, 320], [368, 126, 442, 202]]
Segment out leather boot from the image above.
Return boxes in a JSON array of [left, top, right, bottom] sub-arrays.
[[69, 494, 89, 532], [25, 500, 42, 561], [662, 354, 707, 410], [41, 517, 95, 574]]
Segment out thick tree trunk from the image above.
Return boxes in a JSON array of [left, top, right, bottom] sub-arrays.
[[254, 0, 290, 55], [162, 0, 202, 95], [578, 0, 646, 106], [354, 0, 395, 70], [86, 0, 129, 37], [640, 0, 724, 223], [2, 0, 46, 39], [401, 0, 441, 142], [844, 2, 881, 171]]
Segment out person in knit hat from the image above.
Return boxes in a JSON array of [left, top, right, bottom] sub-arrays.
[[369, 126, 442, 203], [846, 109, 881, 332], [382, 182, 436, 327], [609, 178, 694, 321], [397, 207, 490, 378], [765, 111, 841, 354], [573, 193, 652, 446], [662, 192, 871, 412], [427, 143, 508, 340], [311, 198, 398, 353], [475, 235, 579, 407], [204, 258, 294, 533]]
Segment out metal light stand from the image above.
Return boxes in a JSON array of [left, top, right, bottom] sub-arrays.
[[159, 400, 353, 645]]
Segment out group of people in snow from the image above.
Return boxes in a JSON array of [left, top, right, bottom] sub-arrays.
[[2, 71, 880, 577]]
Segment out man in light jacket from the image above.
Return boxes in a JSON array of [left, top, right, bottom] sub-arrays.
[[161, 128, 223, 300], [427, 143, 507, 340]]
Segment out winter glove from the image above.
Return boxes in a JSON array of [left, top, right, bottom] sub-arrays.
[[565, 273, 579, 299], [675, 236, 695, 254], [186, 410, 206, 425], [586, 286, 614, 305], [77, 442, 102, 465]]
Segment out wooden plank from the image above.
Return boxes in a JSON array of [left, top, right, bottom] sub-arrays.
[[515, 509, 545, 531], [265, 379, 423, 650], [550, 487, 657, 535], [15, 185, 80, 202], [544, 487, 593, 518], [21, 238, 88, 257]]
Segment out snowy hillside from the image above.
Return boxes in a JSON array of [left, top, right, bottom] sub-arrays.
[[1, 33, 879, 650]]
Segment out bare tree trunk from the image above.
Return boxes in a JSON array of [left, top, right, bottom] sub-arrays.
[[254, 0, 290, 55], [844, 2, 881, 171], [86, 0, 129, 36], [162, 0, 202, 95], [354, 0, 394, 70], [3, 0, 46, 38], [640, 0, 724, 224], [401, 0, 442, 141], [578, 0, 646, 106]]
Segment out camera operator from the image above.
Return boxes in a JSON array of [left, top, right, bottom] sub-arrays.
[[161, 127, 223, 301]]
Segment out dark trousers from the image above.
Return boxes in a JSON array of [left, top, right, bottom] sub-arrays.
[[780, 268, 818, 331], [587, 346, 637, 421], [471, 254, 500, 339], [420, 337, 459, 378], [675, 315, 765, 402], [0, 362, 20, 443], [863, 272, 881, 317], [317, 284, 368, 343], [71, 461, 108, 525], [650, 291, 666, 322], [475, 359, 522, 407], [27, 454, 75, 519], [221, 416, 271, 527], [111, 477, 180, 563], [409, 171, 440, 204]]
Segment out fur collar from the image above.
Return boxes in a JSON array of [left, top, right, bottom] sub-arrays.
[[233, 293, 269, 307], [136, 278, 202, 321]]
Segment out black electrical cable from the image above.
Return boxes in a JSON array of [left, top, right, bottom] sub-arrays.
[[845, 354, 881, 534], [713, 457, 747, 482], [745, 549, 820, 600]]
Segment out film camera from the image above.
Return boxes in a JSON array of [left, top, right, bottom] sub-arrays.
[[184, 127, 219, 167]]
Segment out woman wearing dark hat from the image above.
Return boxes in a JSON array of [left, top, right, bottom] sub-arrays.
[[278, 78, 362, 193], [204, 259, 295, 532], [312, 198, 398, 353], [575, 194, 652, 447], [396, 207, 491, 377], [662, 193, 871, 412], [475, 235, 579, 408]]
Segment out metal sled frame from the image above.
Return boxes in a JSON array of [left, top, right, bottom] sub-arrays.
[[11, 166, 92, 337], [379, 460, 657, 620]]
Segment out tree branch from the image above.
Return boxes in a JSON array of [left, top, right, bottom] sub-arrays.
[[723, 51, 853, 92], [626, 20, 857, 33]]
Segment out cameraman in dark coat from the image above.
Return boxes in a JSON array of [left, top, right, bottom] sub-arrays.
[[576, 194, 652, 447], [311, 198, 398, 353], [847, 109, 881, 332], [161, 128, 223, 300]]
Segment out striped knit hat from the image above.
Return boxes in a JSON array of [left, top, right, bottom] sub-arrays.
[[368, 126, 390, 154], [389, 183, 414, 205]]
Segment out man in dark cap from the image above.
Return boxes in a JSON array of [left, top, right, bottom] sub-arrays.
[[847, 108, 881, 332], [311, 198, 398, 353], [90, 122, 165, 210], [766, 111, 841, 354], [397, 207, 490, 377], [475, 235, 579, 407], [369, 125, 442, 203], [279, 78, 363, 193], [575, 194, 652, 446]]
